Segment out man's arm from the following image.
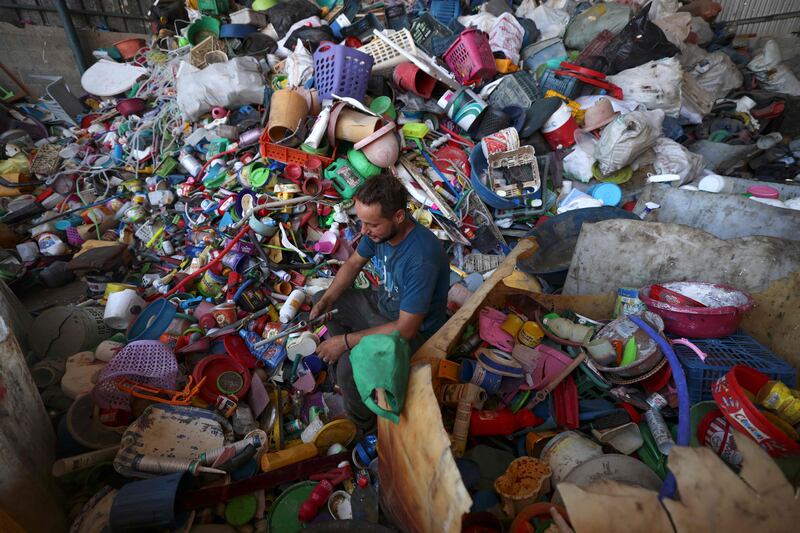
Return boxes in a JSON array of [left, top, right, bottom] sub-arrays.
[[309, 250, 369, 320], [316, 310, 424, 364]]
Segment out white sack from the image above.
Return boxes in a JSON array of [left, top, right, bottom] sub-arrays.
[[489, 13, 525, 64], [594, 109, 664, 175], [608, 57, 683, 117], [747, 40, 800, 96], [689, 52, 743, 100], [517, 4, 569, 40], [177, 57, 265, 121], [652, 138, 705, 185]]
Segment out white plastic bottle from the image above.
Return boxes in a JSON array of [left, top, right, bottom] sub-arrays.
[[279, 289, 306, 323]]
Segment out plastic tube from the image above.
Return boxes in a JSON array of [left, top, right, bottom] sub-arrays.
[[628, 315, 690, 500]]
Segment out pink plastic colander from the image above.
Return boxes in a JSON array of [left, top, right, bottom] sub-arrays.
[[92, 340, 178, 410]]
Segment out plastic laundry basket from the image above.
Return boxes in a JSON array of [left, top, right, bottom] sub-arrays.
[[443, 28, 497, 85], [313, 44, 374, 101], [358, 29, 417, 73], [92, 340, 178, 410]]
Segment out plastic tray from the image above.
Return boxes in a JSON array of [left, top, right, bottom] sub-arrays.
[[259, 129, 336, 168], [672, 331, 797, 403], [357, 29, 417, 73]]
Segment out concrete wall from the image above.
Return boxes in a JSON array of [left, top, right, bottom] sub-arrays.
[[0, 21, 146, 98]]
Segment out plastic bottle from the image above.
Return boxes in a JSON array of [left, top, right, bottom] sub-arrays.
[[260, 442, 318, 472], [279, 289, 306, 323], [351, 473, 379, 523], [469, 408, 541, 436], [298, 479, 333, 522]]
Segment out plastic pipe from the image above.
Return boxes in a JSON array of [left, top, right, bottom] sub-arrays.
[[628, 315, 690, 500]]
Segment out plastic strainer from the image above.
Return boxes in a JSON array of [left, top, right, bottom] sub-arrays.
[[92, 341, 178, 410]]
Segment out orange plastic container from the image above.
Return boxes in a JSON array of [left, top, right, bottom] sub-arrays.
[[259, 129, 336, 168]]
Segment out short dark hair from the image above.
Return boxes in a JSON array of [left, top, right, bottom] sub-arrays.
[[353, 173, 408, 219]]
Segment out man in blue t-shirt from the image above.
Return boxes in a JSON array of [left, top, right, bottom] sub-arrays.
[[310, 173, 450, 434]]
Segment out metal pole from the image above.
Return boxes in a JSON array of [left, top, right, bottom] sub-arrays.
[[52, 0, 88, 74]]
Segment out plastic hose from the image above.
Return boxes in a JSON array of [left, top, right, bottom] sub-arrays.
[[628, 315, 690, 500]]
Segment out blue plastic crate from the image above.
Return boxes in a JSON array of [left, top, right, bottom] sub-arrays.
[[538, 69, 580, 99], [430, 0, 461, 26], [672, 331, 797, 403]]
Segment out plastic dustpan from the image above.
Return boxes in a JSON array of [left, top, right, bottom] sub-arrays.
[[478, 307, 514, 351], [553, 376, 579, 429], [531, 344, 572, 389]]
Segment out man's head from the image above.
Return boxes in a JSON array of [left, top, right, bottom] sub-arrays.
[[354, 173, 409, 244]]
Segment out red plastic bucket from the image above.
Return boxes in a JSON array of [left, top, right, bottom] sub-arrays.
[[541, 103, 577, 150]]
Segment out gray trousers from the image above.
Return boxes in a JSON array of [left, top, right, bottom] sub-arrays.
[[313, 288, 425, 435]]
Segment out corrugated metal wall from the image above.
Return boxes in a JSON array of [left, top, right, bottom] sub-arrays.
[[717, 0, 800, 37]]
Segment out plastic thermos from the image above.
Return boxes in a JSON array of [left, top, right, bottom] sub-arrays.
[[260, 442, 317, 472], [279, 289, 306, 323]]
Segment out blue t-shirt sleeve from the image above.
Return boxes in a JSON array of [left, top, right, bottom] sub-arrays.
[[398, 261, 438, 316], [357, 235, 375, 259]]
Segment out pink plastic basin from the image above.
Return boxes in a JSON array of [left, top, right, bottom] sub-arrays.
[[639, 281, 754, 338]]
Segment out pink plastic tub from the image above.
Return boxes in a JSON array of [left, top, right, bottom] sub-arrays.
[[639, 281, 754, 338]]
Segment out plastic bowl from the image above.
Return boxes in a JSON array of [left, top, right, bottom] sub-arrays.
[[639, 281, 754, 338]]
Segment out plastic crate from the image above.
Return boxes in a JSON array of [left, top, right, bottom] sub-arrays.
[[538, 69, 580, 99], [488, 71, 541, 109], [443, 28, 497, 85], [259, 129, 336, 168], [313, 43, 374, 101], [340, 13, 384, 42], [672, 331, 797, 403], [430, 0, 461, 26], [385, 4, 410, 31], [411, 12, 455, 56], [358, 29, 417, 73], [575, 29, 614, 70]]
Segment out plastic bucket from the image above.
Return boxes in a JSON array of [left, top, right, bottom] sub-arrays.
[[109, 472, 190, 531], [540, 430, 603, 485], [541, 103, 578, 150], [393, 63, 437, 99], [32, 306, 116, 361]]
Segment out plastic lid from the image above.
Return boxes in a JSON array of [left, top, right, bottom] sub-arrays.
[[313, 418, 357, 452], [225, 494, 257, 526]]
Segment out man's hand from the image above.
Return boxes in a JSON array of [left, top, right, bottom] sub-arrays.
[[309, 296, 331, 321], [316, 335, 348, 364]]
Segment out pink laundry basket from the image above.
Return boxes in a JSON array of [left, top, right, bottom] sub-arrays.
[[92, 340, 179, 410], [443, 28, 497, 85]]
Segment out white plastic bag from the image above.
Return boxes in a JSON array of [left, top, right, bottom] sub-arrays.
[[594, 110, 663, 175], [689, 52, 743, 100], [608, 57, 683, 117], [176, 57, 265, 121], [680, 72, 714, 124], [458, 12, 497, 34], [563, 146, 595, 183], [652, 138, 705, 185], [648, 0, 679, 20], [517, 4, 569, 40], [678, 42, 709, 70], [747, 40, 800, 96], [489, 13, 525, 64], [653, 12, 691, 47], [690, 16, 713, 46], [284, 40, 314, 87]]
